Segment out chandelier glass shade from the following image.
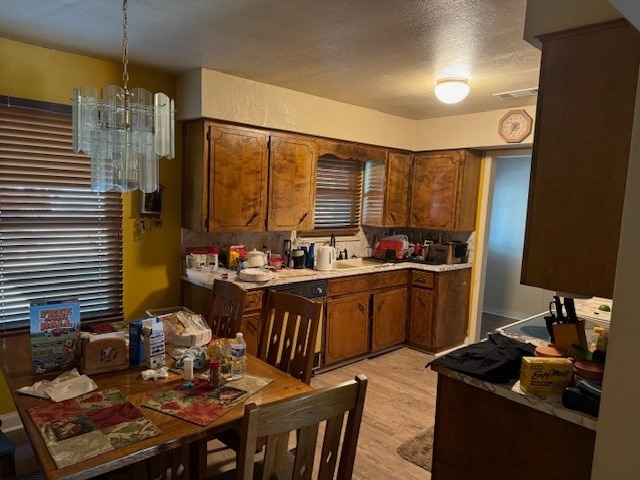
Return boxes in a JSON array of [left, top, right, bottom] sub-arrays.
[[71, 0, 174, 193], [434, 78, 470, 104]]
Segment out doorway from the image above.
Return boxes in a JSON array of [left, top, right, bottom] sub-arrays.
[[470, 150, 553, 341]]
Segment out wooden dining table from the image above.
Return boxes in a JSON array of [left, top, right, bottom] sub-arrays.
[[0, 333, 313, 480]]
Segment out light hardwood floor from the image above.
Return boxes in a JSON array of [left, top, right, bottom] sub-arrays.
[[310, 347, 437, 480], [9, 347, 438, 479]]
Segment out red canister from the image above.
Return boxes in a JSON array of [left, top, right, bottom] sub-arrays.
[[573, 360, 604, 385]]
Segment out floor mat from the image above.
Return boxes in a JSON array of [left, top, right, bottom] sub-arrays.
[[396, 425, 434, 472]]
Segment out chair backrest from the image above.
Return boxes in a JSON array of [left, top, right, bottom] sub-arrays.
[[208, 279, 247, 339], [238, 374, 368, 480], [258, 291, 322, 385]]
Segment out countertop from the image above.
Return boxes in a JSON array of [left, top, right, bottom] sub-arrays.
[[183, 261, 472, 291], [431, 364, 598, 431]]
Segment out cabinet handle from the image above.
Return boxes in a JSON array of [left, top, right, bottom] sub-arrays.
[[246, 212, 259, 226], [418, 297, 427, 308], [389, 212, 396, 222], [412, 213, 420, 222], [358, 303, 366, 314], [297, 211, 308, 225], [377, 298, 386, 313]]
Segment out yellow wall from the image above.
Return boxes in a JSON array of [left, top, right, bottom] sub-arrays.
[[0, 38, 182, 414]]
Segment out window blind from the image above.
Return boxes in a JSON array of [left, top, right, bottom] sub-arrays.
[[313, 155, 363, 232], [362, 159, 385, 226], [0, 101, 123, 330]]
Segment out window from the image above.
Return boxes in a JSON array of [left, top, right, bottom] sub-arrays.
[[312, 156, 363, 233], [0, 98, 123, 331]]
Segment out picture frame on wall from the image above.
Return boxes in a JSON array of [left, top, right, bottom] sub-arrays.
[[141, 185, 163, 216]]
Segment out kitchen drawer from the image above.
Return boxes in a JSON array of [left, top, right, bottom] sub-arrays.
[[328, 275, 370, 296], [411, 270, 434, 289], [245, 289, 264, 311], [370, 270, 408, 290]]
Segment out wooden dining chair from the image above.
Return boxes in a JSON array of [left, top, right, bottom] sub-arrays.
[[212, 374, 368, 480], [208, 279, 247, 338], [259, 291, 322, 385]]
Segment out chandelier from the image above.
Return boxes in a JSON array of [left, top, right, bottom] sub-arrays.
[[72, 0, 174, 193]]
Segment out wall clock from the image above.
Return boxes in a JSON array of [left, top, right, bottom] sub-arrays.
[[498, 109, 533, 143]]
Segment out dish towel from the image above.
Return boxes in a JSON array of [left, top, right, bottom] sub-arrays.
[[175, 346, 206, 369]]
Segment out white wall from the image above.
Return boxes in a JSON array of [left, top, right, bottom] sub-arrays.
[[177, 68, 416, 150], [177, 68, 537, 152], [414, 107, 537, 151], [590, 58, 640, 480], [483, 155, 552, 319]]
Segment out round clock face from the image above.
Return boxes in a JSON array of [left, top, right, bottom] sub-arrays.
[[498, 109, 533, 143]]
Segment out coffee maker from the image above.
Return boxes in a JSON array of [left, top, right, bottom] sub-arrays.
[[445, 242, 469, 264]]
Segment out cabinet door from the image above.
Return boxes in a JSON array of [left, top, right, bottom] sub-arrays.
[[325, 292, 370, 365], [267, 134, 317, 230], [410, 151, 461, 230], [521, 21, 640, 298], [207, 124, 268, 231], [372, 287, 407, 352], [240, 311, 262, 356], [432, 269, 471, 350], [409, 150, 480, 231], [385, 152, 411, 226], [408, 287, 434, 347], [181, 281, 211, 317]]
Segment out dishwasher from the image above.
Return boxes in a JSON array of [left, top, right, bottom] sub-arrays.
[[270, 279, 327, 370]]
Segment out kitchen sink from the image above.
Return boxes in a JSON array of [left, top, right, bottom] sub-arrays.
[[332, 258, 384, 269]]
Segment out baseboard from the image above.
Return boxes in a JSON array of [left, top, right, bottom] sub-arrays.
[[1, 411, 23, 432]]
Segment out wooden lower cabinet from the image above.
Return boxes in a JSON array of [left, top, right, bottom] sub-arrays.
[[371, 287, 407, 351], [408, 269, 471, 353], [181, 281, 265, 356], [325, 292, 370, 365], [408, 286, 435, 347]]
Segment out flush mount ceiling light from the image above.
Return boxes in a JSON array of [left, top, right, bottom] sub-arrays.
[[72, 0, 174, 193], [434, 78, 470, 104]]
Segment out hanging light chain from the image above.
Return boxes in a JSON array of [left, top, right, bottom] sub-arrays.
[[121, 0, 129, 92]]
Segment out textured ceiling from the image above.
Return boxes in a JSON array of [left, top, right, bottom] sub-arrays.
[[0, 0, 542, 120]]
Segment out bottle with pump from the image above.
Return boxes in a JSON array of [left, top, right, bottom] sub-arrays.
[[230, 332, 247, 378]]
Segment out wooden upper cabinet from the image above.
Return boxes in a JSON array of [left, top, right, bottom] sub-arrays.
[[267, 134, 317, 231], [362, 151, 411, 227], [181, 120, 268, 232], [316, 138, 386, 162], [207, 124, 268, 231], [409, 149, 481, 231], [521, 20, 640, 298], [385, 152, 412, 226]]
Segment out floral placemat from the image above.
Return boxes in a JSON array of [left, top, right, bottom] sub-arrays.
[[28, 387, 161, 469], [142, 374, 272, 426]]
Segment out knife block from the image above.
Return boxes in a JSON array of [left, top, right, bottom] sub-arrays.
[[552, 320, 588, 353]]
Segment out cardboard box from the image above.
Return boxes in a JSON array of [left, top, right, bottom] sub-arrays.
[[128, 317, 157, 365], [519, 357, 573, 394], [29, 298, 81, 374]]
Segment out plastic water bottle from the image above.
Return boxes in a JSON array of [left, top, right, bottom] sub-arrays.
[[230, 332, 247, 379]]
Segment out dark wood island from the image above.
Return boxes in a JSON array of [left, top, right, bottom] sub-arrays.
[[430, 366, 596, 480]]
